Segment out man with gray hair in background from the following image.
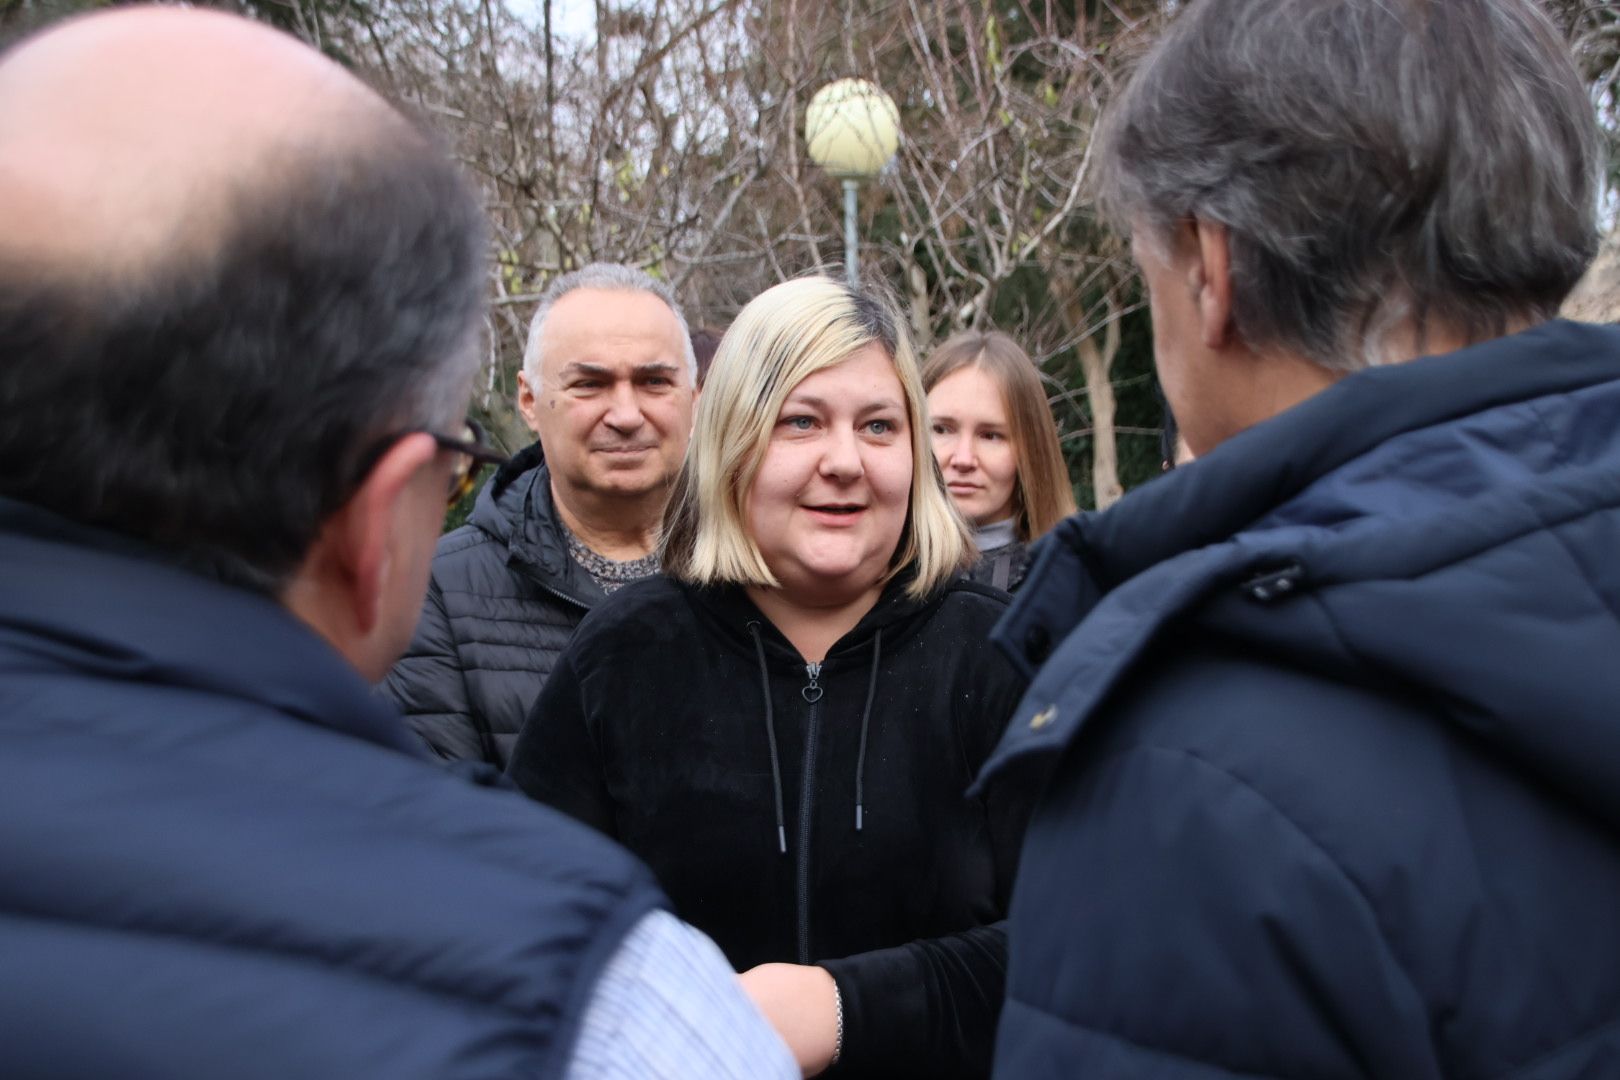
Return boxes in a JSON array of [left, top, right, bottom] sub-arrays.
[[976, 0, 1620, 1076], [385, 264, 697, 769]]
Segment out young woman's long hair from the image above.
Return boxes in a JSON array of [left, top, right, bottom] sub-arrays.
[[662, 275, 970, 599], [921, 330, 1077, 541]]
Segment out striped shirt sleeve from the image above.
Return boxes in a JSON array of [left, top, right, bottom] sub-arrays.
[[565, 910, 798, 1079]]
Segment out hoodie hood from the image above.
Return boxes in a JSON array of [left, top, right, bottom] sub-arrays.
[[466, 440, 545, 547], [684, 566, 951, 672], [982, 319, 1620, 831], [468, 441, 603, 608]]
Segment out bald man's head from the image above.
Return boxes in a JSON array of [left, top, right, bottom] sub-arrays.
[[0, 8, 488, 592], [0, 6, 416, 278]]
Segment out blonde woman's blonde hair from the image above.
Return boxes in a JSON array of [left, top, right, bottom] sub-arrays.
[[661, 275, 970, 598]]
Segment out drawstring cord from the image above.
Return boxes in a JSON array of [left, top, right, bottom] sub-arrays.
[[748, 621, 790, 855], [854, 628, 881, 831], [750, 620, 884, 845]]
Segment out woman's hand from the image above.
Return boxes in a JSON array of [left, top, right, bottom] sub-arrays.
[[738, 962, 840, 1077]]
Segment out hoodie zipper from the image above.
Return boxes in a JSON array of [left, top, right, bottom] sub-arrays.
[[796, 661, 824, 965]]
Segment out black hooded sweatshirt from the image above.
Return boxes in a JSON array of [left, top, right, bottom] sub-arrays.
[[508, 571, 1030, 1079]]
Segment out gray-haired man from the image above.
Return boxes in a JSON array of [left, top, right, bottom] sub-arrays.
[[384, 265, 697, 768], [979, 0, 1620, 1075]]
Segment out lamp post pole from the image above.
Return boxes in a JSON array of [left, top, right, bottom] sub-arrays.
[[843, 179, 860, 287], [805, 79, 900, 289]]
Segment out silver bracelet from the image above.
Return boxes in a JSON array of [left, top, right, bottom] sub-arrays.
[[830, 977, 844, 1067]]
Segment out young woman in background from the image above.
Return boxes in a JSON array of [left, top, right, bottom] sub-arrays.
[[923, 331, 1076, 591]]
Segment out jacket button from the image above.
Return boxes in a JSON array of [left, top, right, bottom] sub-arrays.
[[1024, 625, 1052, 664], [1243, 562, 1305, 604], [1029, 705, 1058, 730]]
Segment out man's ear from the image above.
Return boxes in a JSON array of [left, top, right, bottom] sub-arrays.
[[517, 370, 543, 434], [1192, 219, 1235, 350], [326, 433, 438, 635]]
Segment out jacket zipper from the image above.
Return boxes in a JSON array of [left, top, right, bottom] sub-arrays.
[[796, 661, 824, 965], [533, 579, 591, 612]]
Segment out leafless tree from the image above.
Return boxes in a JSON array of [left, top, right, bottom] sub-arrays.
[[281, 0, 1168, 505]]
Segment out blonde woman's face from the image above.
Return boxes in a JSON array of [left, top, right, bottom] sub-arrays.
[[928, 366, 1017, 526], [745, 344, 913, 605]]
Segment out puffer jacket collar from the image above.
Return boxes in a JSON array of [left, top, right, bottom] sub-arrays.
[[471, 442, 605, 609], [979, 319, 1620, 803], [0, 496, 426, 760]]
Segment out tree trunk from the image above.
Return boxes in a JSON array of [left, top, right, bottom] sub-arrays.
[[907, 258, 931, 350], [1076, 305, 1123, 509]]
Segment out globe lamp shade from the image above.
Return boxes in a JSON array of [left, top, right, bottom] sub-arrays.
[[805, 78, 901, 180]]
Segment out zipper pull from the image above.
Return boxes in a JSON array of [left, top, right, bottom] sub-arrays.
[[802, 662, 824, 703]]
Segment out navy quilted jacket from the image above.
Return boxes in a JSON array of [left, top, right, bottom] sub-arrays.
[[0, 500, 662, 1078], [981, 320, 1620, 1078]]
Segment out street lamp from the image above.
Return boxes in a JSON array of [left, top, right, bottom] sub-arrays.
[[805, 78, 901, 287]]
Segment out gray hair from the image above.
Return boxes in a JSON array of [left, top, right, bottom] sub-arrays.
[[522, 262, 697, 384], [1098, 0, 1601, 372]]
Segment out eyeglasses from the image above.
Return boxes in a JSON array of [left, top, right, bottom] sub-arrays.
[[349, 417, 510, 510], [429, 418, 509, 508]]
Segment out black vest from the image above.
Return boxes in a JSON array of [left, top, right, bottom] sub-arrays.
[[0, 500, 666, 1078]]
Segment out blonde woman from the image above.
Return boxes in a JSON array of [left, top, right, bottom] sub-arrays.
[[509, 277, 1029, 1078], [923, 331, 1077, 592]]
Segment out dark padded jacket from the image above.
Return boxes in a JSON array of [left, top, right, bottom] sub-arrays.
[[967, 541, 1029, 593], [980, 320, 1620, 1079], [383, 444, 605, 769], [510, 573, 1032, 1079], [0, 498, 664, 1079]]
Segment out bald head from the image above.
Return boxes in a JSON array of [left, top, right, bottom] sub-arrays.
[[0, 7, 488, 593], [0, 7, 413, 277]]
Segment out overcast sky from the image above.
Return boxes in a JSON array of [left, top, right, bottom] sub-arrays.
[[508, 0, 597, 39]]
